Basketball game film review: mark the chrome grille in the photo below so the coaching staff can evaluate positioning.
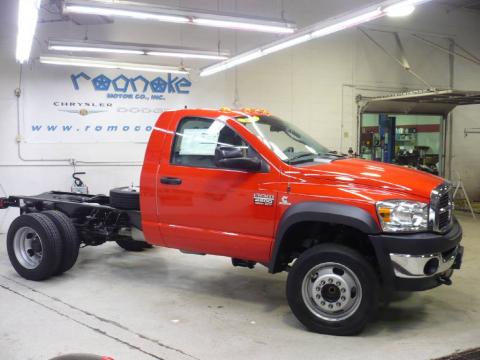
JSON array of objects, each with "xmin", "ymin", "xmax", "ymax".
[
  {"xmin": 438, "ymin": 211, "xmax": 450, "ymax": 229},
  {"xmin": 439, "ymin": 192, "xmax": 449, "ymax": 209},
  {"xmin": 430, "ymin": 182, "xmax": 453, "ymax": 233}
]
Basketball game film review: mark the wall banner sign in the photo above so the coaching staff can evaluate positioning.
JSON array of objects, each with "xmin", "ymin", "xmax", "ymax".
[{"xmin": 23, "ymin": 67, "xmax": 194, "ymax": 143}]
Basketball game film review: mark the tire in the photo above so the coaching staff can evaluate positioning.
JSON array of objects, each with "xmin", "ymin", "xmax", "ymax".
[
  {"xmin": 6, "ymin": 213, "xmax": 63, "ymax": 281},
  {"xmin": 115, "ymin": 239, "xmax": 152, "ymax": 252},
  {"xmin": 109, "ymin": 187, "xmax": 140, "ymax": 210},
  {"xmin": 43, "ymin": 210, "xmax": 80, "ymax": 275},
  {"xmin": 286, "ymin": 243, "xmax": 378, "ymax": 336}
]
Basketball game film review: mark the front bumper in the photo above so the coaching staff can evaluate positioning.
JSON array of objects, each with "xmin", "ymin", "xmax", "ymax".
[
  {"xmin": 390, "ymin": 246, "xmax": 462, "ymax": 279},
  {"xmin": 369, "ymin": 218, "xmax": 463, "ymax": 292}
]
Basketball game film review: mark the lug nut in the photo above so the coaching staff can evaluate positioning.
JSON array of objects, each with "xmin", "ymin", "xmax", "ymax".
[
  {"xmin": 328, "ymin": 304, "xmax": 333, "ymax": 309},
  {"xmin": 316, "ymin": 294, "xmax": 321, "ymax": 299},
  {"xmin": 321, "ymin": 301, "xmax": 325, "ymax": 306},
  {"xmin": 328, "ymin": 278, "xmax": 333, "ymax": 283},
  {"xmin": 320, "ymin": 280, "xmax": 325, "ymax": 285},
  {"xmin": 341, "ymin": 288, "xmax": 346, "ymax": 293},
  {"xmin": 316, "ymin": 287, "xmax": 321, "ymax": 291},
  {"xmin": 341, "ymin": 296, "xmax": 346, "ymax": 301},
  {"xmin": 336, "ymin": 281, "xmax": 341, "ymax": 286},
  {"xmin": 336, "ymin": 302, "xmax": 341, "ymax": 307}
]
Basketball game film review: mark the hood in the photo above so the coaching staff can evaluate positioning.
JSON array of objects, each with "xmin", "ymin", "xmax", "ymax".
[{"xmin": 292, "ymin": 158, "xmax": 443, "ymax": 199}]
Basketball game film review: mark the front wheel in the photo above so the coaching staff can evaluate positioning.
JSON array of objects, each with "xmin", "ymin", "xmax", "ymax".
[{"xmin": 286, "ymin": 243, "xmax": 378, "ymax": 336}]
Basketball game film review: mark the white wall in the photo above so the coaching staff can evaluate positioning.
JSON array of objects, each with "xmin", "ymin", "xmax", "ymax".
[{"xmin": 1, "ymin": 0, "xmax": 480, "ymax": 232}]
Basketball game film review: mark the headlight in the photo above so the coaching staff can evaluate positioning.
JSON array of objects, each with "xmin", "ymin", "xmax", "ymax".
[{"xmin": 376, "ymin": 200, "xmax": 428, "ymax": 233}]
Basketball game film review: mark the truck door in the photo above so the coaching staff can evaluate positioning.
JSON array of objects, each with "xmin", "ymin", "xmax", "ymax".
[{"xmin": 156, "ymin": 115, "xmax": 279, "ymax": 263}]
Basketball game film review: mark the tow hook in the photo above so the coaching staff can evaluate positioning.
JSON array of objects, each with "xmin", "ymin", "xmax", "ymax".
[{"xmin": 438, "ymin": 275, "xmax": 452, "ymax": 286}]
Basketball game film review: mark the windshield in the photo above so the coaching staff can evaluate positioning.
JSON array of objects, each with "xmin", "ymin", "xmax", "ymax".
[{"xmin": 238, "ymin": 115, "xmax": 336, "ymax": 164}]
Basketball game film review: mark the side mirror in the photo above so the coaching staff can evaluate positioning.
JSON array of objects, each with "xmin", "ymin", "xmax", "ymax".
[
  {"xmin": 215, "ymin": 146, "xmax": 262, "ymax": 172},
  {"xmin": 215, "ymin": 146, "xmax": 243, "ymax": 160}
]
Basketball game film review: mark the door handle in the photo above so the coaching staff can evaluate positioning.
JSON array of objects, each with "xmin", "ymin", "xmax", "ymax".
[{"xmin": 160, "ymin": 177, "xmax": 182, "ymax": 185}]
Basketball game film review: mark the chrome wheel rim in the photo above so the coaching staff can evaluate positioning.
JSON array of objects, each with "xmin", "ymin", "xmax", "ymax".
[
  {"xmin": 13, "ymin": 226, "xmax": 43, "ymax": 269},
  {"xmin": 301, "ymin": 262, "xmax": 362, "ymax": 321}
]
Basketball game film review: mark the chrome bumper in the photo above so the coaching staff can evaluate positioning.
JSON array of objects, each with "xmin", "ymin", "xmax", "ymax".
[{"xmin": 390, "ymin": 246, "xmax": 462, "ymax": 279}]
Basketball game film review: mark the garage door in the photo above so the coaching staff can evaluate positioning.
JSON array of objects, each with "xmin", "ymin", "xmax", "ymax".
[{"xmin": 361, "ymin": 89, "xmax": 480, "ymax": 116}]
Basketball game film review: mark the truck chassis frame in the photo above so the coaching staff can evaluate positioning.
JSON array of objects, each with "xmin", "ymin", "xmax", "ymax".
[{"xmin": 1, "ymin": 191, "xmax": 140, "ymax": 246}]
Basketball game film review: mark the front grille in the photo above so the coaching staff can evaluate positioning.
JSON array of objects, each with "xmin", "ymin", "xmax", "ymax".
[
  {"xmin": 439, "ymin": 192, "xmax": 450, "ymax": 209},
  {"xmin": 439, "ymin": 211, "xmax": 450, "ymax": 229},
  {"xmin": 430, "ymin": 183, "xmax": 453, "ymax": 233}
]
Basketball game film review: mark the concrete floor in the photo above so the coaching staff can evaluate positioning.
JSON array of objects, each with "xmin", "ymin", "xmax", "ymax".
[{"xmin": 0, "ymin": 213, "xmax": 479, "ymax": 360}]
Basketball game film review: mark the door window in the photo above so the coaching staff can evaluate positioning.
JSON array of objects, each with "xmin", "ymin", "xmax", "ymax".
[{"xmin": 171, "ymin": 117, "xmax": 257, "ymax": 169}]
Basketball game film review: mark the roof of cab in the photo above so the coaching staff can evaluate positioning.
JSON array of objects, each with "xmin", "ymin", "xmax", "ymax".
[{"xmin": 161, "ymin": 107, "xmax": 271, "ymax": 119}]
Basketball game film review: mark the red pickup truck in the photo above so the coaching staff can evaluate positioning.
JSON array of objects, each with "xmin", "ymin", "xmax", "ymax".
[{"xmin": 1, "ymin": 108, "xmax": 463, "ymax": 335}]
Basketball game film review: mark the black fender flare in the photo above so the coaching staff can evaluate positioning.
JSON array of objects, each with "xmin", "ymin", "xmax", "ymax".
[{"xmin": 269, "ymin": 201, "xmax": 380, "ymax": 273}]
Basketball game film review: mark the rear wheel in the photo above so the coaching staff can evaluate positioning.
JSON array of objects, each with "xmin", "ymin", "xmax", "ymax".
[
  {"xmin": 43, "ymin": 210, "xmax": 80, "ymax": 275},
  {"xmin": 286, "ymin": 243, "xmax": 378, "ymax": 336},
  {"xmin": 7, "ymin": 213, "xmax": 62, "ymax": 281},
  {"xmin": 115, "ymin": 239, "xmax": 152, "ymax": 252}
]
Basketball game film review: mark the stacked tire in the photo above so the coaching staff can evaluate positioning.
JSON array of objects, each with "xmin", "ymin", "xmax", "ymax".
[
  {"xmin": 6, "ymin": 211, "xmax": 80, "ymax": 281},
  {"xmin": 109, "ymin": 187, "xmax": 140, "ymax": 211}
]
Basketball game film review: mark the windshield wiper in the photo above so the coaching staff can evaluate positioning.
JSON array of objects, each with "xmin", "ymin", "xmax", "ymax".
[
  {"xmin": 286, "ymin": 152, "xmax": 316, "ymax": 164},
  {"xmin": 315, "ymin": 151, "xmax": 347, "ymax": 159}
]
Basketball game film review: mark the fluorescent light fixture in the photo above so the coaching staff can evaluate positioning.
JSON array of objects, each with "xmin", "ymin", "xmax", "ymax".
[
  {"xmin": 39, "ymin": 56, "xmax": 189, "ymax": 74},
  {"xmin": 200, "ymin": 9, "xmax": 383, "ymax": 77},
  {"xmin": 63, "ymin": 0, "xmax": 296, "ymax": 34},
  {"xmin": 147, "ymin": 52, "xmax": 228, "ymax": 60},
  {"xmin": 16, "ymin": 0, "xmax": 41, "ymax": 63},
  {"xmin": 311, "ymin": 9, "xmax": 383, "ymax": 38},
  {"xmin": 385, "ymin": 3, "xmax": 416, "ymax": 17},
  {"xmin": 64, "ymin": 5, "xmax": 190, "ymax": 23},
  {"xmin": 227, "ymin": 51, "xmax": 264, "ymax": 67},
  {"xmin": 50, "ymin": 45, "xmax": 144, "ymax": 55},
  {"xmin": 201, "ymin": 0, "xmax": 435, "ymax": 77},
  {"xmin": 263, "ymin": 34, "xmax": 312, "ymax": 55},
  {"xmin": 48, "ymin": 39, "xmax": 229, "ymax": 60},
  {"xmin": 192, "ymin": 18, "xmax": 294, "ymax": 34},
  {"xmin": 385, "ymin": 0, "xmax": 432, "ymax": 16},
  {"xmin": 201, "ymin": 51, "xmax": 263, "ymax": 77}
]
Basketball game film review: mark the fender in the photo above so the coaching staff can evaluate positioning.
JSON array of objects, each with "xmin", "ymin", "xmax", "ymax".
[{"xmin": 269, "ymin": 202, "xmax": 381, "ymax": 273}]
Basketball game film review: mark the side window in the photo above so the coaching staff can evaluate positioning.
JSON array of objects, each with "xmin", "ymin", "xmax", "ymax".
[{"xmin": 171, "ymin": 117, "xmax": 256, "ymax": 169}]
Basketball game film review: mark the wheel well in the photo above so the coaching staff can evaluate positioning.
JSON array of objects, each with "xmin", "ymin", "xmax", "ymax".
[{"xmin": 272, "ymin": 221, "xmax": 378, "ymax": 274}]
